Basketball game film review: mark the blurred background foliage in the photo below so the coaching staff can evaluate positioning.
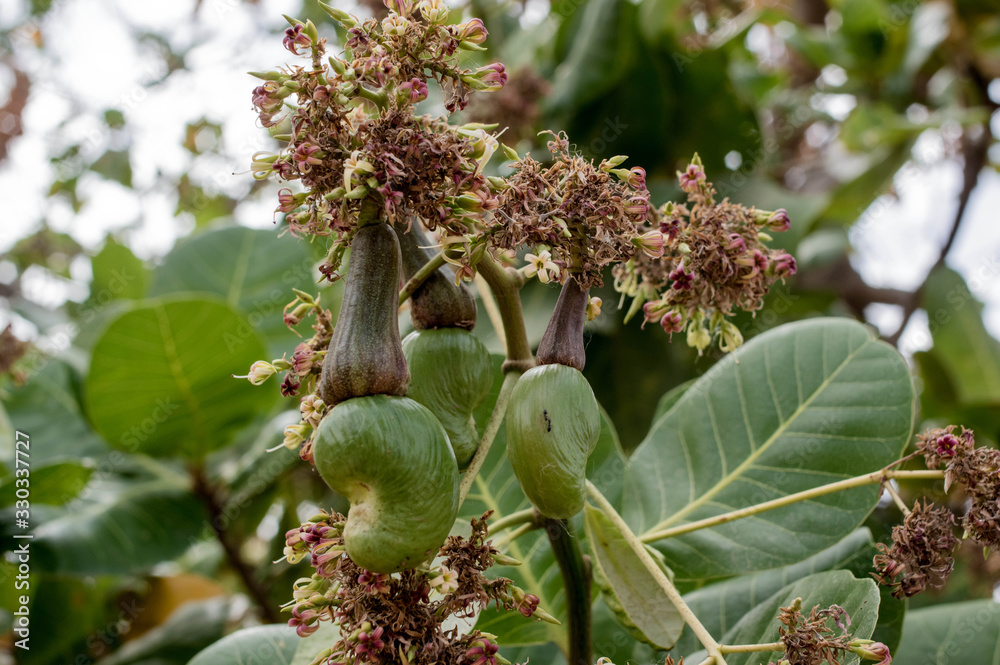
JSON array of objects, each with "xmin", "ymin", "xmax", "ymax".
[{"xmin": 1, "ymin": 0, "xmax": 1000, "ymax": 662}]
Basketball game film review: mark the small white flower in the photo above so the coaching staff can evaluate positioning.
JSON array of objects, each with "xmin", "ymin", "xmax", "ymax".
[
  {"xmin": 586, "ymin": 296, "xmax": 603, "ymax": 321},
  {"xmin": 235, "ymin": 360, "xmax": 276, "ymax": 385},
  {"xmin": 343, "ymin": 150, "xmax": 375, "ymax": 191},
  {"xmin": 429, "ymin": 566, "xmax": 459, "ymax": 594},
  {"xmin": 381, "ymin": 14, "xmax": 408, "ymax": 36},
  {"xmin": 524, "ymin": 250, "xmax": 560, "ymax": 284}
]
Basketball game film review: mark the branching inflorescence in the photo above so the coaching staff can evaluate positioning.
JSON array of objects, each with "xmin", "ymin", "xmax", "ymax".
[{"xmin": 283, "ymin": 511, "xmax": 553, "ymax": 665}]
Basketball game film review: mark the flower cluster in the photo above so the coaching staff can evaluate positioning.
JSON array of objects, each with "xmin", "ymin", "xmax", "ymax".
[
  {"xmin": 613, "ymin": 155, "xmax": 795, "ymax": 354},
  {"xmin": 250, "ymin": 0, "xmax": 505, "ymax": 280},
  {"xmin": 234, "ymin": 289, "xmax": 334, "ymax": 461},
  {"xmin": 873, "ymin": 499, "xmax": 957, "ymax": 598},
  {"xmin": 768, "ymin": 599, "xmax": 891, "ymax": 665},
  {"xmin": 491, "ymin": 132, "xmax": 651, "ymax": 289},
  {"xmin": 917, "ymin": 425, "xmax": 1000, "ymax": 548},
  {"xmin": 282, "ymin": 511, "xmax": 555, "ymax": 665}
]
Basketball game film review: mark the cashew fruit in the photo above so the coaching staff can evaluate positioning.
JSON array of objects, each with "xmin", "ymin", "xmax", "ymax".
[
  {"xmin": 402, "ymin": 328, "xmax": 493, "ymax": 468},
  {"xmin": 505, "ymin": 363, "xmax": 600, "ymax": 519},
  {"xmin": 313, "ymin": 394, "xmax": 459, "ymax": 572},
  {"xmin": 320, "ymin": 223, "xmax": 409, "ymax": 406},
  {"xmin": 396, "ymin": 223, "xmax": 477, "ymax": 330}
]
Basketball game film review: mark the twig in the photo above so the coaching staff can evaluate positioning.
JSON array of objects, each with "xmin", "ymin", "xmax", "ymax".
[
  {"xmin": 458, "ymin": 371, "xmax": 520, "ymax": 506},
  {"xmin": 190, "ymin": 466, "xmax": 280, "ymax": 623},
  {"xmin": 640, "ymin": 470, "xmax": 944, "ymax": 543},
  {"xmin": 488, "ymin": 507, "xmax": 538, "ymax": 534},
  {"xmin": 719, "ymin": 641, "xmax": 784, "ymax": 654},
  {"xmin": 474, "ymin": 272, "xmax": 506, "ymax": 351},
  {"xmin": 882, "ymin": 480, "xmax": 911, "ymax": 516},
  {"xmin": 495, "ymin": 522, "xmax": 538, "ymax": 549},
  {"xmin": 585, "ymin": 481, "xmax": 729, "ymax": 665},
  {"xmin": 543, "ymin": 518, "xmax": 592, "ymax": 665},
  {"xmin": 398, "ymin": 250, "xmax": 446, "ymax": 306},
  {"xmin": 476, "ymin": 257, "xmax": 534, "ymax": 373}
]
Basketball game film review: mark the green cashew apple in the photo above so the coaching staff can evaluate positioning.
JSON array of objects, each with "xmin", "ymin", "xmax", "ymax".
[
  {"xmin": 313, "ymin": 395, "xmax": 459, "ymax": 573},
  {"xmin": 505, "ymin": 363, "xmax": 600, "ymax": 519},
  {"xmin": 402, "ymin": 328, "xmax": 494, "ymax": 468}
]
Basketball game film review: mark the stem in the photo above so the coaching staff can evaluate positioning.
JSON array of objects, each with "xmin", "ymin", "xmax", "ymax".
[
  {"xmin": 543, "ymin": 518, "xmax": 592, "ymax": 665},
  {"xmin": 356, "ymin": 84, "xmax": 387, "ymax": 109},
  {"xmin": 694, "ymin": 658, "xmax": 716, "ymax": 665},
  {"xmin": 458, "ymin": 371, "xmax": 520, "ymax": 506},
  {"xmin": 398, "ymin": 250, "xmax": 446, "ymax": 306},
  {"xmin": 882, "ymin": 481, "xmax": 911, "ymax": 516},
  {"xmin": 190, "ymin": 466, "xmax": 280, "ymax": 623},
  {"xmin": 477, "ymin": 257, "xmax": 534, "ymax": 373},
  {"xmin": 475, "ymin": 272, "xmax": 506, "ymax": 351},
  {"xmin": 585, "ymin": 481, "xmax": 728, "ymax": 665},
  {"xmin": 489, "ymin": 507, "xmax": 538, "ymax": 534},
  {"xmin": 719, "ymin": 642, "xmax": 784, "ymax": 654},
  {"xmin": 641, "ymin": 470, "xmax": 944, "ymax": 543},
  {"xmin": 496, "ymin": 522, "xmax": 539, "ymax": 549}
]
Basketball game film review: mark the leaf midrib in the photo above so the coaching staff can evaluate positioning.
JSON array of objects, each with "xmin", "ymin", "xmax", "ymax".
[
  {"xmin": 155, "ymin": 304, "xmax": 209, "ymax": 452},
  {"xmin": 641, "ymin": 336, "xmax": 870, "ymax": 536}
]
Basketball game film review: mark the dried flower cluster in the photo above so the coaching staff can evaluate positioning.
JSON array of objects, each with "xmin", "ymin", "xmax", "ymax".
[
  {"xmin": 250, "ymin": 0, "xmax": 505, "ymax": 280},
  {"xmin": 283, "ymin": 511, "xmax": 553, "ymax": 665},
  {"xmin": 613, "ymin": 155, "xmax": 795, "ymax": 354},
  {"xmin": 917, "ymin": 425, "xmax": 1000, "ymax": 549},
  {"xmin": 491, "ymin": 132, "xmax": 651, "ymax": 289},
  {"xmin": 873, "ymin": 499, "xmax": 957, "ymax": 598},
  {"xmin": 768, "ymin": 599, "xmax": 890, "ymax": 665}
]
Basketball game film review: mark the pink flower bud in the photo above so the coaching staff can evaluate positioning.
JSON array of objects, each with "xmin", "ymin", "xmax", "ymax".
[
  {"xmin": 678, "ymin": 163, "xmax": 705, "ymax": 192},
  {"xmin": 771, "ymin": 252, "xmax": 796, "ymax": 277},
  {"xmin": 767, "ymin": 208, "xmax": 790, "ymax": 232},
  {"xmin": 458, "ymin": 18, "xmax": 488, "ymax": 44}
]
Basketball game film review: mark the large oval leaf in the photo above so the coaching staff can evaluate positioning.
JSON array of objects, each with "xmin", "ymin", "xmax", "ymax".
[
  {"xmin": 672, "ymin": 527, "xmax": 905, "ymax": 657},
  {"xmin": 922, "ymin": 267, "xmax": 1000, "ymax": 405},
  {"xmin": 699, "ymin": 570, "xmax": 881, "ymax": 665},
  {"xmin": 32, "ymin": 480, "xmax": 205, "ymax": 575},
  {"xmin": 584, "ymin": 504, "xmax": 684, "ymax": 650},
  {"xmin": 85, "ymin": 297, "xmax": 272, "ymax": 458},
  {"xmin": 149, "ymin": 226, "xmax": 319, "ymax": 356},
  {"xmin": 189, "ymin": 624, "xmax": 299, "ymax": 665},
  {"xmin": 626, "ymin": 318, "xmax": 914, "ymax": 580},
  {"xmin": 893, "ymin": 600, "xmax": 1000, "ymax": 665}
]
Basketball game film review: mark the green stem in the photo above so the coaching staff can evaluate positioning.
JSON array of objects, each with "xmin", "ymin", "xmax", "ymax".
[
  {"xmin": 585, "ymin": 480, "xmax": 728, "ymax": 665},
  {"xmin": 719, "ymin": 642, "xmax": 784, "ymax": 654},
  {"xmin": 641, "ymin": 469, "xmax": 944, "ymax": 543},
  {"xmin": 544, "ymin": 518, "xmax": 592, "ymax": 665},
  {"xmin": 458, "ymin": 371, "xmax": 520, "ymax": 506},
  {"xmin": 488, "ymin": 507, "xmax": 538, "ymax": 534},
  {"xmin": 476, "ymin": 257, "xmax": 534, "ymax": 373},
  {"xmin": 356, "ymin": 84, "xmax": 388, "ymax": 109},
  {"xmin": 398, "ymin": 250, "xmax": 446, "ymax": 306},
  {"xmin": 495, "ymin": 522, "xmax": 539, "ymax": 549},
  {"xmin": 882, "ymin": 480, "xmax": 911, "ymax": 516}
]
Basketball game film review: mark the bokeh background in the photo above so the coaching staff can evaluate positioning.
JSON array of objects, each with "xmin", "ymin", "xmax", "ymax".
[{"xmin": 2, "ymin": 0, "xmax": 1000, "ymax": 663}]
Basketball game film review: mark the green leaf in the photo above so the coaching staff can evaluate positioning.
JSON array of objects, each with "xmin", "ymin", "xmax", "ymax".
[
  {"xmin": 149, "ymin": 226, "xmax": 319, "ymax": 356},
  {"xmin": 545, "ymin": 0, "xmax": 636, "ymax": 114},
  {"xmin": 2, "ymin": 360, "xmax": 108, "ymax": 467},
  {"xmin": 189, "ymin": 624, "xmax": 300, "ymax": 665},
  {"xmin": 0, "ymin": 459, "xmax": 93, "ymax": 507},
  {"xmin": 462, "ymin": 357, "xmax": 626, "ymax": 648},
  {"xmin": 626, "ymin": 318, "xmax": 914, "ymax": 580},
  {"xmin": 88, "ymin": 238, "xmax": 149, "ymax": 303},
  {"xmin": 893, "ymin": 600, "xmax": 1000, "ymax": 665},
  {"xmin": 584, "ymin": 503, "xmax": 684, "ymax": 650},
  {"xmin": 651, "ymin": 380, "xmax": 694, "ymax": 424},
  {"xmin": 32, "ymin": 480, "xmax": 206, "ymax": 575},
  {"xmin": 672, "ymin": 528, "xmax": 902, "ymax": 657},
  {"xmin": 290, "ymin": 621, "xmax": 340, "ymax": 665},
  {"xmin": 702, "ymin": 570, "xmax": 881, "ymax": 665},
  {"xmin": 85, "ymin": 297, "xmax": 273, "ymax": 458},
  {"xmin": 100, "ymin": 597, "xmax": 236, "ymax": 665},
  {"xmin": 922, "ymin": 267, "xmax": 1000, "ymax": 404}
]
